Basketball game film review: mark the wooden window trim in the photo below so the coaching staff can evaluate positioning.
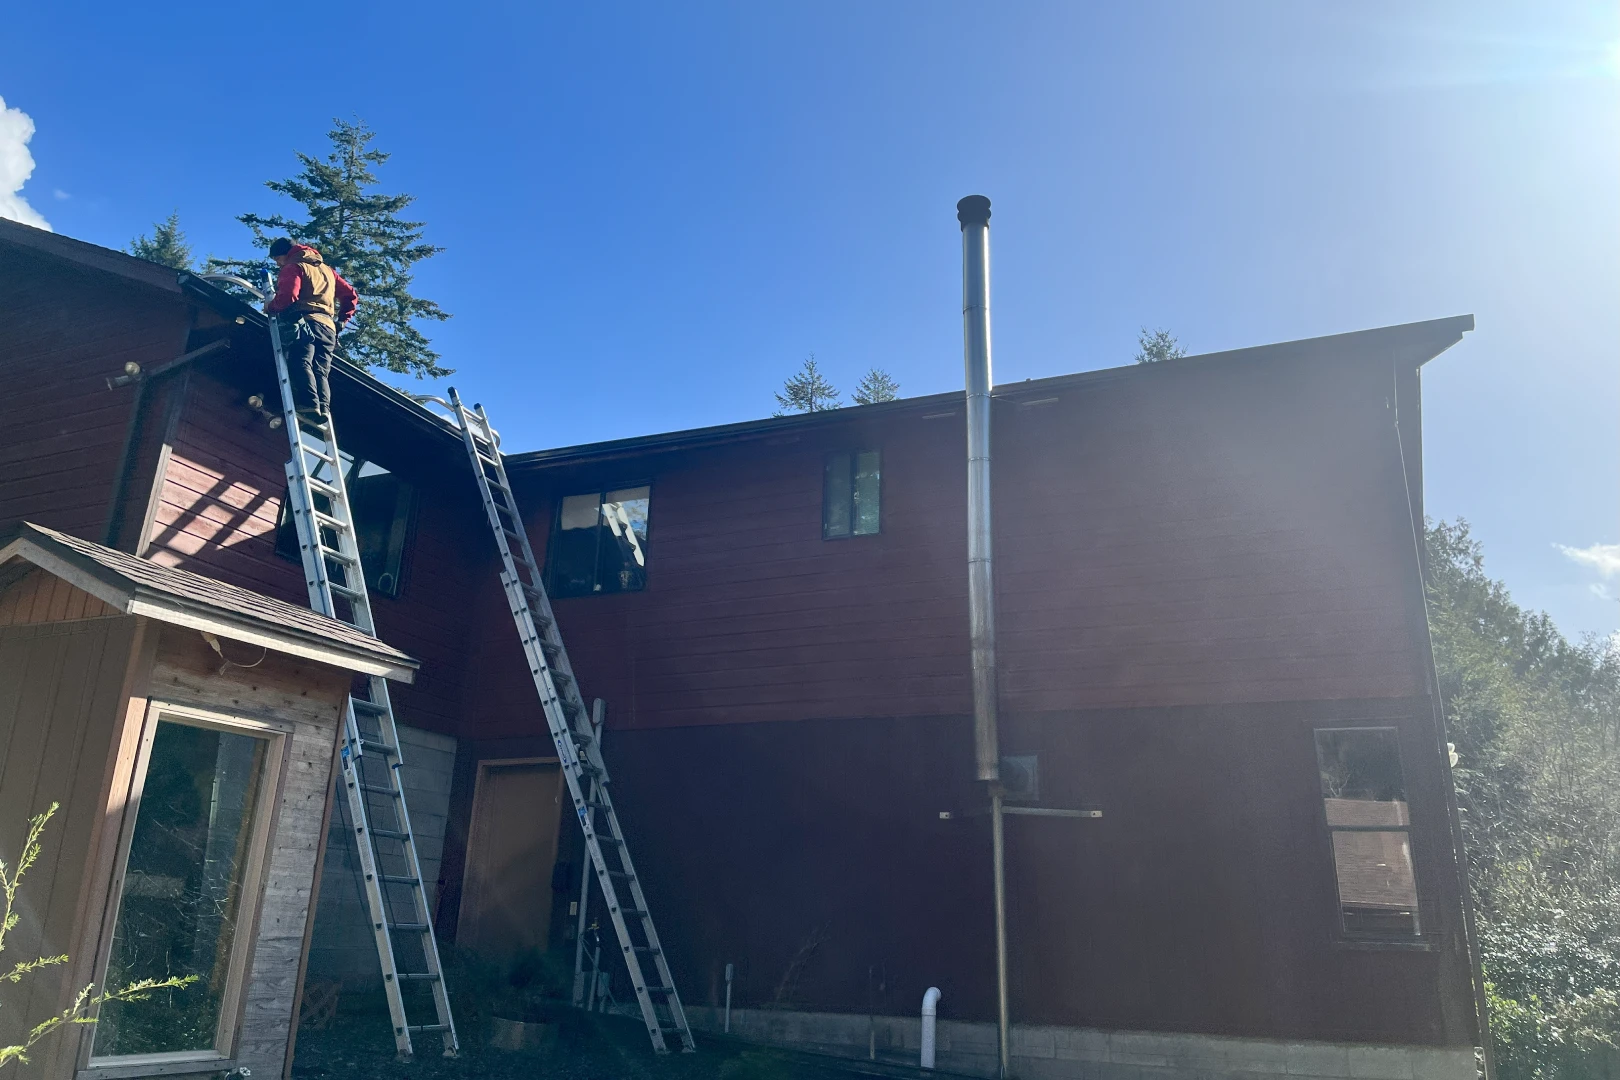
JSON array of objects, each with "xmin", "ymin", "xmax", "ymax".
[
  {"xmin": 1313, "ymin": 723, "xmax": 1427, "ymax": 947},
  {"xmin": 83, "ymin": 701, "xmax": 290, "ymax": 1072}
]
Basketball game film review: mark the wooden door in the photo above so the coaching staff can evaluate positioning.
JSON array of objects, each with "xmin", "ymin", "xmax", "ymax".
[{"xmin": 457, "ymin": 758, "xmax": 565, "ymax": 960}]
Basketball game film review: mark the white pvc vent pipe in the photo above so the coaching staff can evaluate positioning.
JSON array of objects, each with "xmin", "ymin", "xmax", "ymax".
[{"xmin": 921, "ymin": 986, "xmax": 942, "ymax": 1069}]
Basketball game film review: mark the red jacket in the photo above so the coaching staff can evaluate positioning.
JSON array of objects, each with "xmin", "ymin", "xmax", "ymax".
[{"xmin": 265, "ymin": 244, "xmax": 358, "ymax": 329}]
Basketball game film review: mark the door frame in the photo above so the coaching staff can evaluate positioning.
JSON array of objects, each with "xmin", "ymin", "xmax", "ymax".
[{"xmin": 456, "ymin": 756, "xmax": 563, "ymax": 949}]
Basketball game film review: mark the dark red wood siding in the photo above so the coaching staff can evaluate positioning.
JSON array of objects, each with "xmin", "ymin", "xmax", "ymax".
[
  {"xmin": 142, "ymin": 364, "xmax": 494, "ymax": 738},
  {"xmin": 994, "ymin": 355, "xmax": 1426, "ymax": 711},
  {"xmin": 493, "ymin": 351, "xmax": 1424, "ymax": 734},
  {"xmin": 0, "ymin": 252, "xmax": 189, "ymax": 541}
]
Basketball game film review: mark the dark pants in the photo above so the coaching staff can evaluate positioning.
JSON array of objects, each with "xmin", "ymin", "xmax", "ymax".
[{"xmin": 280, "ymin": 315, "xmax": 338, "ymax": 416}]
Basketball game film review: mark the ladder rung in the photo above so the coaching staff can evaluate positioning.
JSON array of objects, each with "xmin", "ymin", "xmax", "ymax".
[
  {"xmin": 329, "ymin": 582, "xmax": 365, "ymax": 602},
  {"xmin": 308, "ymin": 478, "xmax": 341, "ymax": 499},
  {"xmin": 320, "ymin": 545, "xmax": 358, "ymax": 566},
  {"xmin": 618, "ymin": 909, "xmax": 649, "ymax": 920},
  {"xmin": 361, "ymin": 784, "xmax": 401, "ymax": 798},
  {"xmin": 359, "ymin": 739, "xmax": 398, "ymax": 756},
  {"xmin": 633, "ymin": 946, "xmax": 661, "ymax": 955},
  {"xmin": 371, "ymin": 828, "xmax": 411, "ymax": 841},
  {"xmin": 593, "ymin": 833, "xmax": 623, "ymax": 846},
  {"xmin": 389, "ymin": 921, "xmax": 429, "ymax": 933},
  {"xmin": 409, "ymin": 1023, "xmax": 450, "ymax": 1033},
  {"xmin": 395, "ymin": 972, "xmax": 441, "ymax": 982},
  {"xmin": 380, "ymin": 875, "xmax": 420, "ymax": 886},
  {"xmin": 607, "ymin": 870, "xmax": 636, "ymax": 880},
  {"xmin": 351, "ymin": 699, "xmax": 389, "ymax": 714},
  {"xmin": 314, "ymin": 510, "xmax": 348, "ymax": 532}
]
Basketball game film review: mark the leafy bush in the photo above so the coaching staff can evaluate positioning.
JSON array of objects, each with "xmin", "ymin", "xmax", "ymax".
[
  {"xmin": 1427, "ymin": 521, "xmax": 1620, "ymax": 1079},
  {"xmin": 0, "ymin": 804, "xmax": 193, "ymax": 1070}
]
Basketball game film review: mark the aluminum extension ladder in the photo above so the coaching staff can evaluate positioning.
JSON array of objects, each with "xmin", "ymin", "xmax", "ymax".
[
  {"xmin": 269, "ymin": 319, "xmax": 458, "ymax": 1058},
  {"xmin": 426, "ymin": 387, "xmax": 695, "ymax": 1054}
]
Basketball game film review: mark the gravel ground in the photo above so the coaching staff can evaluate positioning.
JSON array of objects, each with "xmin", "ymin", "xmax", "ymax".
[{"xmin": 290, "ymin": 1007, "xmax": 889, "ymax": 1080}]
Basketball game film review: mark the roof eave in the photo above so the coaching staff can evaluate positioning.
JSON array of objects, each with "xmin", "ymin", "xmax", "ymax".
[
  {"xmin": 0, "ymin": 531, "xmax": 417, "ymax": 682},
  {"xmin": 508, "ymin": 314, "xmax": 1476, "ymax": 472}
]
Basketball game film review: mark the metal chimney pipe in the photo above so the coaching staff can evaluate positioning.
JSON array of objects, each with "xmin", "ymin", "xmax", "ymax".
[
  {"xmin": 958, "ymin": 193, "xmax": 1001, "ymax": 785},
  {"xmin": 958, "ymin": 193, "xmax": 1011, "ymax": 1080}
]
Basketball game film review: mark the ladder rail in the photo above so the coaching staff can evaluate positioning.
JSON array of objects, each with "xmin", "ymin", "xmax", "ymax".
[
  {"xmin": 441, "ymin": 389, "xmax": 694, "ymax": 1053},
  {"xmin": 269, "ymin": 319, "xmax": 459, "ymax": 1059}
]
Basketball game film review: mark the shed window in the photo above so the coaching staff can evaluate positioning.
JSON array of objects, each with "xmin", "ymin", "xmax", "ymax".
[
  {"xmin": 276, "ymin": 452, "xmax": 414, "ymax": 598},
  {"xmin": 92, "ymin": 712, "xmax": 280, "ymax": 1062},
  {"xmin": 1315, "ymin": 727, "xmax": 1420, "ymax": 937},
  {"xmin": 547, "ymin": 487, "xmax": 651, "ymax": 598},
  {"xmin": 824, "ymin": 450, "xmax": 881, "ymax": 539}
]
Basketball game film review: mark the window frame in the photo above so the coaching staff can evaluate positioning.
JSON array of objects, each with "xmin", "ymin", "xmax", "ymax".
[
  {"xmin": 274, "ymin": 452, "xmax": 417, "ymax": 600},
  {"xmin": 822, "ymin": 448, "xmax": 882, "ymax": 540},
  {"xmin": 85, "ymin": 701, "xmax": 289, "ymax": 1071},
  {"xmin": 544, "ymin": 483, "xmax": 654, "ymax": 599},
  {"xmin": 1313, "ymin": 724, "xmax": 1424, "ymax": 943}
]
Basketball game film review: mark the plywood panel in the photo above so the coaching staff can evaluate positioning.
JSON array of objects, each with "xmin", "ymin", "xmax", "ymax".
[
  {"xmin": 0, "ymin": 617, "xmax": 139, "ymax": 1071},
  {"xmin": 457, "ymin": 759, "xmax": 564, "ymax": 960}
]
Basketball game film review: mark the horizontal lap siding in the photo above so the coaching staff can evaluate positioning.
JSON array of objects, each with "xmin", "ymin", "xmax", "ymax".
[
  {"xmin": 484, "ymin": 418, "xmax": 973, "ymax": 736},
  {"xmin": 0, "ymin": 256, "xmax": 187, "ymax": 540},
  {"xmin": 146, "ymin": 370, "xmax": 490, "ymax": 738},
  {"xmin": 994, "ymin": 357, "xmax": 1425, "ymax": 711},
  {"xmin": 493, "ymin": 354, "xmax": 1424, "ymax": 735}
]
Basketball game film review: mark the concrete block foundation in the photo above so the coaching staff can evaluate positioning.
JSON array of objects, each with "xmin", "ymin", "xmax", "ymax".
[{"xmin": 683, "ymin": 1006, "xmax": 1479, "ymax": 1080}]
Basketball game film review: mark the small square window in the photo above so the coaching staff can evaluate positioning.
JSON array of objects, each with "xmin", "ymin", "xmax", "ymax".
[
  {"xmin": 824, "ymin": 450, "xmax": 880, "ymax": 539},
  {"xmin": 547, "ymin": 487, "xmax": 651, "ymax": 598},
  {"xmin": 1315, "ymin": 727, "xmax": 1420, "ymax": 937}
]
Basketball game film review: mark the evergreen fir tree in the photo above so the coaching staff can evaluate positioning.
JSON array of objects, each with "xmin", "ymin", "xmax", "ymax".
[
  {"xmin": 215, "ymin": 119, "xmax": 451, "ymax": 379},
  {"xmin": 851, "ymin": 368, "xmax": 900, "ymax": 405},
  {"xmin": 1133, "ymin": 327, "xmax": 1186, "ymax": 364},
  {"xmin": 128, "ymin": 212, "xmax": 194, "ymax": 270},
  {"xmin": 774, "ymin": 355, "xmax": 841, "ymax": 414}
]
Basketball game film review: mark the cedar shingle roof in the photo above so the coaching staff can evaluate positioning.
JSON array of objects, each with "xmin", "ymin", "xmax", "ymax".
[{"xmin": 0, "ymin": 522, "xmax": 417, "ymax": 681}]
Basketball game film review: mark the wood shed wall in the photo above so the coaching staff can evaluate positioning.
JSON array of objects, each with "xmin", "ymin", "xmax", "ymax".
[
  {"xmin": 0, "ymin": 610, "xmax": 141, "ymax": 1070},
  {"xmin": 133, "ymin": 625, "xmax": 350, "ymax": 1078}
]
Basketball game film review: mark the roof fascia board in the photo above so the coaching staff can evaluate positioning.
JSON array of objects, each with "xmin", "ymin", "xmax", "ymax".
[
  {"xmin": 125, "ymin": 595, "xmax": 416, "ymax": 682},
  {"xmin": 0, "ymin": 219, "xmax": 185, "ymax": 296},
  {"xmin": 506, "ymin": 315, "xmax": 1475, "ymax": 474},
  {"xmin": 0, "ymin": 537, "xmax": 415, "ymax": 682},
  {"xmin": 173, "ymin": 273, "xmax": 464, "ymax": 448},
  {"xmin": 0, "ymin": 539, "xmax": 140, "ymax": 613}
]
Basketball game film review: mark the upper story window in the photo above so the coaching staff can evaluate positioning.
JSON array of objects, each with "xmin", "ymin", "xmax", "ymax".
[
  {"xmin": 276, "ymin": 452, "xmax": 415, "ymax": 598},
  {"xmin": 1315, "ymin": 727, "xmax": 1420, "ymax": 938},
  {"xmin": 548, "ymin": 487, "xmax": 651, "ymax": 598},
  {"xmin": 823, "ymin": 450, "xmax": 881, "ymax": 539}
]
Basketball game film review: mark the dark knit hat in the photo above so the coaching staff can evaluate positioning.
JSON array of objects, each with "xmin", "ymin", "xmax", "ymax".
[{"xmin": 268, "ymin": 237, "xmax": 294, "ymax": 258}]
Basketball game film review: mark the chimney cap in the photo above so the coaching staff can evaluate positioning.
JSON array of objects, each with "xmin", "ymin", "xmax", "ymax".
[{"xmin": 956, "ymin": 195, "xmax": 991, "ymax": 228}]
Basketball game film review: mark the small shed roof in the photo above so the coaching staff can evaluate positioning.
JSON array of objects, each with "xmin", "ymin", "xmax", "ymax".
[{"xmin": 0, "ymin": 523, "xmax": 417, "ymax": 682}]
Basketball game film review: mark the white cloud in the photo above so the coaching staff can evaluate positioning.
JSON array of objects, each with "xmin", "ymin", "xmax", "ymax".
[
  {"xmin": 52, "ymin": 188, "xmax": 69, "ymax": 200},
  {"xmin": 1558, "ymin": 542, "xmax": 1620, "ymax": 580},
  {"xmin": 0, "ymin": 96, "xmax": 50, "ymax": 231}
]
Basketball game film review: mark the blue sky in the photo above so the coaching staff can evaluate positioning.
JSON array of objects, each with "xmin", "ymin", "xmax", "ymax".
[{"xmin": 3, "ymin": 2, "xmax": 1616, "ymax": 638}]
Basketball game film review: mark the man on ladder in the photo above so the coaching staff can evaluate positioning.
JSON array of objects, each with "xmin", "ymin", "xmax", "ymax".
[{"xmin": 265, "ymin": 237, "xmax": 358, "ymax": 425}]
